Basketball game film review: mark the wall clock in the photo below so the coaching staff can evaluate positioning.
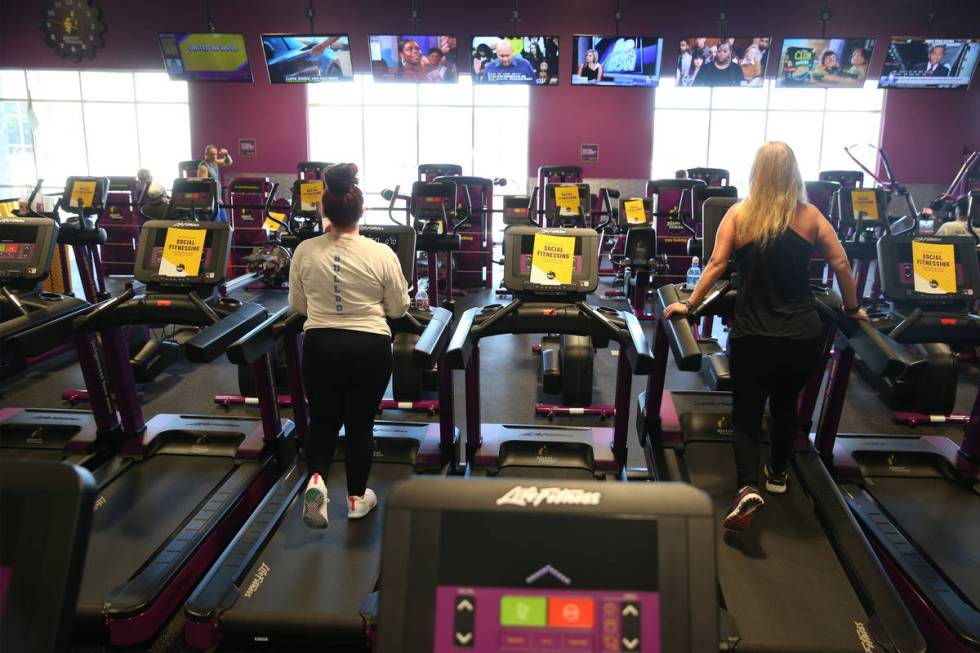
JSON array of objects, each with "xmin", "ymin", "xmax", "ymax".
[{"xmin": 42, "ymin": 0, "xmax": 105, "ymax": 61}]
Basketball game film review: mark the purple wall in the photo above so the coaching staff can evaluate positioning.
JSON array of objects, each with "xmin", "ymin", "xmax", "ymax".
[{"xmin": 1, "ymin": 0, "xmax": 978, "ymax": 182}]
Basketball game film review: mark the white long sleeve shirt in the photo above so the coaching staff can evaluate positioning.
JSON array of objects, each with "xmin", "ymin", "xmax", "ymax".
[{"xmin": 288, "ymin": 232, "xmax": 410, "ymax": 337}]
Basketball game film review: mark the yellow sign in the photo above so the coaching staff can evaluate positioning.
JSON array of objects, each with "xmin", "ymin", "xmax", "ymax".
[
  {"xmin": 179, "ymin": 33, "xmax": 249, "ymax": 72},
  {"xmin": 68, "ymin": 181, "xmax": 97, "ymax": 209},
  {"xmin": 624, "ymin": 199, "xmax": 647, "ymax": 225},
  {"xmin": 851, "ymin": 189, "xmax": 879, "ymax": 221},
  {"xmin": 263, "ymin": 211, "xmax": 285, "ymax": 232},
  {"xmin": 299, "ymin": 181, "xmax": 324, "ymax": 212},
  {"xmin": 554, "ymin": 185, "xmax": 581, "ymax": 217},
  {"xmin": 912, "ymin": 240, "xmax": 956, "ymax": 294},
  {"xmin": 530, "ymin": 233, "xmax": 575, "ymax": 285},
  {"xmin": 160, "ymin": 227, "xmax": 207, "ymax": 277}
]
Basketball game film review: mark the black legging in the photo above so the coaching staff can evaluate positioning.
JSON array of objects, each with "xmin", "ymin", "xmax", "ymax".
[
  {"xmin": 728, "ymin": 335, "xmax": 825, "ymax": 490},
  {"xmin": 302, "ymin": 328, "xmax": 392, "ymax": 497}
]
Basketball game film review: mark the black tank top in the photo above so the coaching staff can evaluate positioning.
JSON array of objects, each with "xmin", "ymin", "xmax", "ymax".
[
  {"xmin": 732, "ymin": 228, "xmax": 822, "ymax": 339},
  {"xmin": 582, "ymin": 65, "xmax": 599, "ymax": 80}
]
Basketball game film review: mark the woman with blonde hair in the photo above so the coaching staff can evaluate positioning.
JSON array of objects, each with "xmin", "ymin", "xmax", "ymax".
[
  {"xmin": 578, "ymin": 48, "xmax": 604, "ymax": 81},
  {"xmin": 665, "ymin": 142, "xmax": 867, "ymax": 530}
]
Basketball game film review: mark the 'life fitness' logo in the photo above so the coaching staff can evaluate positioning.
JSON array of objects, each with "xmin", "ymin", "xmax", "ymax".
[{"xmin": 495, "ymin": 486, "xmax": 602, "ymax": 508}]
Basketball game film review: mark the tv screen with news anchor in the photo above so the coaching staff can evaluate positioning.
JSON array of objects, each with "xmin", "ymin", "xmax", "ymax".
[
  {"xmin": 369, "ymin": 35, "xmax": 459, "ymax": 83},
  {"xmin": 879, "ymin": 37, "xmax": 980, "ymax": 89},
  {"xmin": 777, "ymin": 38, "xmax": 876, "ymax": 88},
  {"xmin": 571, "ymin": 35, "xmax": 663, "ymax": 87},
  {"xmin": 675, "ymin": 36, "xmax": 771, "ymax": 87},
  {"xmin": 158, "ymin": 32, "xmax": 252, "ymax": 82},
  {"xmin": 471, "ymin": 36, "xmax": 560, "ymax": 84},
  {"xmin": 261, "ymin": 34, "xmax": 353, "ymax": 83}
]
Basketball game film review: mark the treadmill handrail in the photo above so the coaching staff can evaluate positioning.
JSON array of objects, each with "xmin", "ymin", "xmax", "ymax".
[
  {"xmin": 224, "ymin": 305, "xmax": 291, "ymax": 365},
  {"xmin": 445, "ymin": 306, "xmax": 480, "ymax": 369},
  {"xmin": 72, "ymin": 287, "xmax": 136, "ymax": 334},
  {"xmin": 184, "ymin": 301, "xmax": 268, "ymax": 363},
  {"xmin": 411, "ymin": 306, "xmax": 453, "ymax": 369}
]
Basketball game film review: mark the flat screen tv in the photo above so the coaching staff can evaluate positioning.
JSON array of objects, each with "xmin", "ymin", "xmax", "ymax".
[
  {"xmin": 368, "ymin": 35, "xmax": 459, "ymax": 83},
  {"xmin": 158, "ymin": 33, "xmax": 252, "ymax": 82},
  {"xmin": 261, "ymin": 34, "xmax": 353, "ymax": 83},
  {"xmin": 879, "ymin": 37, "xmax": 980, "ymax": 89},
  {"xmin": 471, "ymin": 36, "xmax": 559, "ymax": 84},
  {"xmin": 570, "ymin": 35, "xmax": 663, "ymax": 87},
  {"xmin": 777, "ymin": 38, "xmax": 876, "ymax": 87},
  {"xmin": 675, "ymin": 37, "xmax": 771, "ymax": 87}
]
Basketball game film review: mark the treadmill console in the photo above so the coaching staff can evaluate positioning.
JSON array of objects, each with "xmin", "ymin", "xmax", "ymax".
[
  {"xmin": 378, "ymin": 478, "xmax": 717, "ymax": 653},
  {"xmin": 700, "ymin": 196, "xmax": 739, "ymax": 261},
  {"xmin": 502, "ymin": 195, "xmax": 534, "ymax": 226},
  {"xmin": 166, "ymin": 178, "xmax": 219, "ymax": 220},
  {"xmin": 134, "ymin": 220, "xmax": 231, "ymax": 287},
  {"xmin": 0, "ymin": 217, "xmax": 58, "ymax": 287},
  {"xmin": 503, "ymin": 226, "xmax": 599, "ymax": 295},
  {"xmin": 617, "ymin": 197, "xmax": 653, "ymax": 227},
  {"xmin": 411, "ymin": 181, "xmax": 457, "ymax": 232},
  {"xmin": 544, "ymin": 183, "xmax": 590, "ymax": 225},
  {"xmin": 877, "ymin": 234, "xmax": 980, "ymax": 305},
  {"xmin": 61, "ymin": 177, "xmax": 110, "ymax": 216},
  {"xmin": 360, "ymin": 224, "xmax": 417, "ymax": 283}
]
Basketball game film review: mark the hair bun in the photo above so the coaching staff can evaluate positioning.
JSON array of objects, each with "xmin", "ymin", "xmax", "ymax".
[{"xmin": 326, "ymin": 163, "xmax": 359, "ymax": 194}]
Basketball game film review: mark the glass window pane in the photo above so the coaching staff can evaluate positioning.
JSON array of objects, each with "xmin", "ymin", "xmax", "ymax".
[
  {"xmin": 765, "ymin": 111, "xmax": 824, "ymax": 181},
  {"xmin": 362, "ymin": 106, "xmax": 418, "ymax": 193},
  {"xmin": 711, "ymin": 84, "xmax": 769, "ymax": 110},
  {"xmin": 363, "ymin": 76, "xmax": 418, "ymax": 106},
  {"xmin": 134, "ymin": 72, "xmax": 188, "ymax": 102},
  {"xmin": 473, "ymin": 80, "xmax": 529, "ymax": 107},
  {"xmin": 419, "ymin": 74, "xmax": 472, "ymax": 106},
  {"xmin": 307, "ymin": 74, "xmax": 362, "ymax": 105},
  {"xmin": 825, "ymin": 80, "xmax": 883, "ymax": 112},
  {"xmin": 654, "ymin": 78, "xmax": 711, "ymax": 109},
  {"xmin": 0, "ymin": 70, "xmax": 28, "ymax": 99},
  {"xmin": 81, "ymin": 71, "xmax": 134, "ymax": 101},
  {"xmin": 83, "ymin": 103, "xmax": 139, "ymax": 176},
  {"xmin": 820, "ymin": 112, "xmax": 882, "ymax": 185},
  {"xmin": 137, "ymin": 103, "xmax": 191, "ymax": 182},
  {"xmin": 309, "ymin": 104, "xmax": 364, "ymax": 173},
  {"xmin": 0, "ymin": 101, "xmax": 35, "ymax": 189},
  {"xmin": 26, "ymin": 70, "xmax": 81, "ymax": 100},
  {"xmin": 707, "ymin": 110, "xmax": 767, "ymax": 191},
  {"xmin": 768, "ymin": 84, "xmax": 825, "ymax": 111},
  {"xmin": 474, "ymin": 107, "xmax": 527, "ymax": 193},
  {"xmin": 32, "ymin": 101, "xmax": 87, "ymax": 184},
  {"xmin": 651, "ymin": 109, "xmax": 710, "ymax": 180},
  {"xmin": 419, "ymin": 106, "xmax": 471, "ymax": 171}
]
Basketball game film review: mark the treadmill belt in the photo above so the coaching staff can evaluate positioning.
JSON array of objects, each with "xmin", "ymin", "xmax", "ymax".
[
  {"xmin": 77, "ymin": 455, "xmax": 241, "ymax": 614},
  {"xmin": 221, "ymin": 462, "xmax": 412, "ymax": 641},
  {"xmin": 684, "ymin": 442, "xmax": 874, "ymax": 653},
  {"xmin": 870, "ymin": 477, "xmax": 980, "ymax": 609}
]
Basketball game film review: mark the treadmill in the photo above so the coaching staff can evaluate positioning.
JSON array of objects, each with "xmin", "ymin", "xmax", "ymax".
[
  {"xmin": 636, "ymin": 206, "xmax": 925, "ymax": 651},
  {"xmin": 184, "ymin": 224, "xmax": 458, "ymax": 649},
  {"xmin": 813, "ymin": 228, "xmax": 980, "ymax": 651},
  {"xmin": 68, "ymin": 197, "xmax": 294, "ymax": 645},
  {"xmin": 378, "ymin": 477, "xmax": 718, "ymax": 653},
  {"xmin": 445, "ymin": 225, "xmax": 653, "ymax": 478},
  {"xmin": 0, "ymin": 216, "xmax": 122, "ymax": 471}
]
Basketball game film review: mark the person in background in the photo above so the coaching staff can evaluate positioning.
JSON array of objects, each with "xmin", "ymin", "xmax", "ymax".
[
  {"xmin": 426, "ymin": 47, "xmax": 443, "ymax": 67},
  {"xmin": 740, "ymin": 43, "xmax": 762, "ymax": 82},
  {"xmin": 198, "ymin": 144, "xmax": 232, "ymax": 222},
  {"xmin": 693, "ymin": 37, "xmax": 710, "ymax": 62},
  {"xmin": 683, "ymin": 51, "xmax": 705, "ymax": 86},
  {"xmin": 757, "ymin": 37, "xmax": 771, "ymax": 72},
  {"xmin": 693, "ymin": 41, "xmax": 743, "ymax": 86},
  {"xmin": 396, "ymin": 39, "xmax": 429, "ymax": 81},
  {"xmin": 140, "ymin": 181, "xmax": 170, "ymax": 220},
  {"xmin": 439, "ymin": 35, "xmax": 458, "ymax": 74},
  {"xmin": 845, "ymin": 47, "xmax": 869, "ymax": 79},
  {"xmin": 484, "ymin": 40, "xmax": 535, "ymax": 81},
  {"xmin": 936, "ymin": 196, "xmax": 978, "ymax": 238},
  {"xmin": 425, "ymin": 47, "xmax": 450, "ymax": 81},
  {"xmin": 578, "ymin": 48, "xmax": 604, "ymax": 82},
  {"xmin": 677, "ymin": 39, "xmax": 693, "ymax": 82},
  {"xmin": 472, "ymin": 43, "xmax": 494, "ymax": 78},
  {"xmin": 914, "ymin": 44, "xmax": 951, "ymax": 77},
  {"xmin": 137, "ymin": 168, "xmax": 152, "ymax": 185},
  {"xmin": 524, "ymin": 41, "xmax": 545, "ymax": 73},
  {"xmin": 289, "ymin": 163, "xmax": 410, "ymax": 529},
  {"xmin": 664, "ymin": 141, "xmax": 868, "ymax": 531}
]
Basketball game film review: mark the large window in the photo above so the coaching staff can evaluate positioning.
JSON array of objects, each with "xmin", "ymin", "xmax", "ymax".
[
  {"xmin": 651, "ymin": 79, "xmax": 885, "ymax": 191},
  {"xmin": 0, "ymin": 69, "xmax": 190, "ymax": 198},
  {"xmin": 307, "ymin": 74, "xmax": 530, "ymax": 213}
]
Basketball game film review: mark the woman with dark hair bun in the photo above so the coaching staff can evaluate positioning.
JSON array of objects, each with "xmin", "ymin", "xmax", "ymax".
[{"xmin": 288, "ymin": 163, "xmax": 410, "ymax": 529}]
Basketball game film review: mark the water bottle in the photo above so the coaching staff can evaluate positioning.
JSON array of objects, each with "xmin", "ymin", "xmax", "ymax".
[
  {"xmin": 416, "ymin": 280, "xmax": 430, "ymax": 311},
  {"xmin": 686, "ymin": 256, "xmax": 702, "ymax": 290}
]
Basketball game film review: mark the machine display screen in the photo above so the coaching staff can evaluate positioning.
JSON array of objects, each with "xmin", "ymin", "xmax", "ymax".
[
  {"xmin": 571, "ymin": 35, "xmax": 663, "ymax": 87},
  {"xmin": 146, "ymin": 229, "xmax": 216, "ymax": 273},
  {"xmin": 262, "ymin": 34, "xmax": 353, "ymax": 83},
  {"xmin": 471, "ymin": 36, "xmax": 560, "ymax": 85},
  {"xmin": 0, "ymin": 226, "xmax": 38, "ymax": 262},
  {"xmin": 173, "ymin": 190, "xmax": 215, "ymax": 208},
  {"xmin": 433, "ymin": 512, "xmax": 660, "ymax": 652}
]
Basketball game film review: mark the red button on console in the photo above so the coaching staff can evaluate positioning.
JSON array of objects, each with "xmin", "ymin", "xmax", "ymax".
[{"xmin": 548, "ymin": 597, "xmax": 595, "ymax": 629}]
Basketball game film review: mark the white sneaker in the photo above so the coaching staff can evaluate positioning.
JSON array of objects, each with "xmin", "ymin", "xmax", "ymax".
[
  {"xmin": 302, "ymin": 473, "xmax": 329, "ymax": 529},
  {"xmin": 347, "ymin": 488, "xmax": 378, "ymax": 520}
]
